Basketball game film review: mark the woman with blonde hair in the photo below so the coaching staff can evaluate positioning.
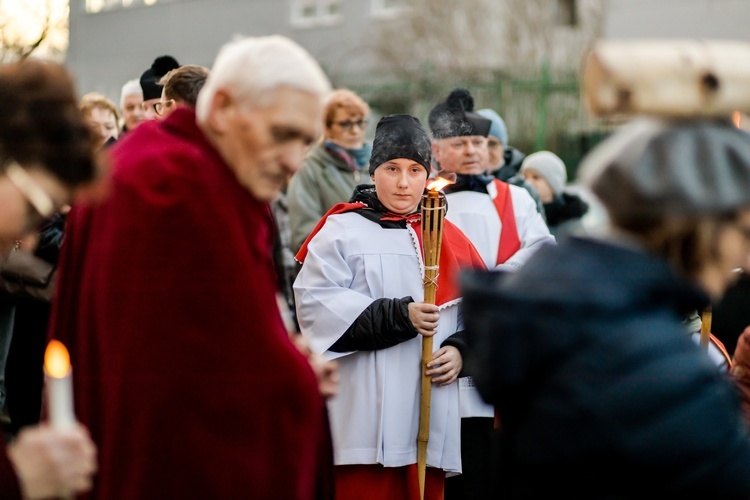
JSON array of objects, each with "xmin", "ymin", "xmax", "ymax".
[
  {"xmin": 79, "ymin": 92, "xmax": 119, "ymax": 150},
  {"xmin": 287, "ymin": 88, "xmax": 373, "ymax": 253}
]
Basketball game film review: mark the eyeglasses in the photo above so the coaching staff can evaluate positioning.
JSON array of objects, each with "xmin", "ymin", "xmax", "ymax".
[
  {"xmin": 4, "ymin": 161, "xmax": 60, "ymax": 231},
  {"xmin": 154, "ymin": 99, "xmax": 175, "ymax": 116},
  {"xmin": 6, "ymin": 162, "xmax": 57, "ymax": 219},
  {"xmin": 334, "ymin": 119, "xmax": 368, "ymax": 131}
]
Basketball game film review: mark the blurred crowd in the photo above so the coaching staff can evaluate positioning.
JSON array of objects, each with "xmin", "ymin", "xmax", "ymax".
[{"xmin": 1, "ymin": 34, "xmax": 750, "ymax": 500}]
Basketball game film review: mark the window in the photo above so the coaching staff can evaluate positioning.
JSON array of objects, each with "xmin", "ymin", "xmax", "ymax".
[
  {"xmin": 556, "ymin": 0, "xmax": 578, "ymax": 27},
  {"xmin": 371, "ymin": 0, "xmax": 410, "ymax": 19},
  {"xmin": 85, "ymin": 0, "xmax": 174, "ymax": 14},
  {"xmin": 291, "ymin": 0, "xmax": 343, "ymax": 28}
]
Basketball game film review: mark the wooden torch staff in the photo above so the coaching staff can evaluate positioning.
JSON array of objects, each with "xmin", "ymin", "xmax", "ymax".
[
  {"xmin": 418, "ymin": 187, "xmax": 446, "ymax": 500},
  {"xmin": 700, "ymin": 306, "xmax": 712, "ymax": 351}
]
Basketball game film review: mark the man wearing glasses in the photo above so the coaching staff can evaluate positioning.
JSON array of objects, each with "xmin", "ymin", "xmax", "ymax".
[
  {"xmin": 138, "ymin": 55, "xmax": 180, "ymax": 121},
  {"xmin": 154, "ymin": 64, "xmax": 210, "ymax": 118},
  {"xmin": 287, "ymin": 88, "xmax": 373, "ymax": 253}
]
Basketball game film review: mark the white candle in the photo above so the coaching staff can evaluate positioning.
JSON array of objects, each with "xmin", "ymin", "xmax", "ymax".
[{"xmin": 44, "ymin": 340, "xmax": 76, "ymax": 430}]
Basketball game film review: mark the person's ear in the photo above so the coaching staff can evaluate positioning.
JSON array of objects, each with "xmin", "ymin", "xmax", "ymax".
[
  {"xmin": 205, "ymin": 89, "xmax": 234, "ymax": 135},
  {"xmin": 322, "ymin": 121, "xmax": 333, "ymax": 140},
  {"xmin": 431, "ymin": 141, "xmax": 440, "ymax": 160}
]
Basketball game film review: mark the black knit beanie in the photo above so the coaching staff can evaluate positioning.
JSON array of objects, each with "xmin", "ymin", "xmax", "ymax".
[
  {"xmin": 428, "ymin": 88, "xmax": 492, "ymax": 139},
  {"xmin": 140, "ymin": 55, "xmax": 180, "ymax": 101},
  {"xmin": 369, "ymin": 114, "xmax": 432, "ymax": 176}
]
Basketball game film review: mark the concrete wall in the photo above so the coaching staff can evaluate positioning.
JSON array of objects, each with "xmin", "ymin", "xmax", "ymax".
[
  {"xmin": 66, "ymin": 0, "xmax": 750, "ymax": 104},
  {"xmin": 67, "ymin": 0, "xmax": 381, "ymax": 103},
  {"xmin": 604, "ymin": 0, "xmax": 750, "ymax": 40}
]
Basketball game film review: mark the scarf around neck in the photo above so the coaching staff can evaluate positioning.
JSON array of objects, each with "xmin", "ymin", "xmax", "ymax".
[{"xmin": 324, "ymin": 141, "xmax": 372, "ymax": 170}]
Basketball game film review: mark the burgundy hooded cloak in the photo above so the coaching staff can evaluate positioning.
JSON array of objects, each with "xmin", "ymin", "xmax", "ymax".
[{"xmin": 48, "ymin": 108, "xmax": 331, "ymax": 499}]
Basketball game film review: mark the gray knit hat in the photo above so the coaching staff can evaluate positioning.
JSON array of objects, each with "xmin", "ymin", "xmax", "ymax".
[
  {"xmin": 477, "ymin": 108, "xmax": 508, "ymax": 147},
  {"xmin": 520, "ymin": 151, "xmax": 567, "ymax": 196},
  {"xmin": 579, "ymin": 118, "xmax": 750, "ymax": 219}
]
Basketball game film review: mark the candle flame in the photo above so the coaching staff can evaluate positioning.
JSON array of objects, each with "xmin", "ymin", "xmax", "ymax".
[
  {"xmin": 426, "ymin": 177, "xmax": 453, "ymax": 192},
  {"xmin": 733, "ymin": 111, "xmax": 742, "ymax": 128},
  {"xmin": 44, "ymin": 340, "xmax": 71, "ymax": 378}
]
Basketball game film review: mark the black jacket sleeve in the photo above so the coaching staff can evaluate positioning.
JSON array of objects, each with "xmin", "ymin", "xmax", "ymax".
[
  {"xmin": 442, "ymin": 330, "xmax": 467, "ymax": 357},
  {"xmin": 442, "ymin": 330, "xmax": 469, "ymax": 377},
  {"xmin": 330, "ymin": 296, "xmax": 418, "ymax": 352}
]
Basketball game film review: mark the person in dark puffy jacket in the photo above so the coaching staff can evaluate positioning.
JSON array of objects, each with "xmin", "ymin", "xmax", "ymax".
[
  {"xmin": 463, "ymin": 118, "xmax": 750, "ymax": 499},
  {"xmin": 477, "ymin": 108, "xmax": 544, "ymax": 216},
  {"xmin": 520, "ymin": 150, "xmax": 589, "ymax": 238}
]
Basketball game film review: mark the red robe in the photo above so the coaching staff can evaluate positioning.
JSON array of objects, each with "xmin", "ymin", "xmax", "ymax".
[
  {"xmin": 49, "ymin": 108, "xmax": 331, "ymax": 499},
  {"xmin": 0, "ymin": 452, "xmax": 22, "ymax": 498}
]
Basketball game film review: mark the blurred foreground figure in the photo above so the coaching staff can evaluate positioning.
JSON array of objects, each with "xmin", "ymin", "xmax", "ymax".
[
  {"xmin": 0, "ymin": 60, "xmax": 98, "ymax": 499},
  {"xmin": 463, "ymin": 118, "xmax": 750, "ymax": 498},
  {"xmin": 50, "ymin": 36, "xmax": 335, "ymax": 499}
]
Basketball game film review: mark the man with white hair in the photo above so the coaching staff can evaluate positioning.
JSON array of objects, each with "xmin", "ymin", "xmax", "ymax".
[
  {"xmin": 118, "ymin": 78, "xmax": 144, "ymax": 134},
  {"xmin": 50, "ymin": 36, "xmax": 334, "ymax": 499}
]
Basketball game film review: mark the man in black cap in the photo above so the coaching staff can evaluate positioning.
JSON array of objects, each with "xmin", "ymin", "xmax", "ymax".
[
  {"xmin": 428, "ymin": 88, "xmax": 555, "ymax": 500},
  {"xmin": 429, "ymin": 88, "xmax": 552, "ymax": 268},
  {"xmin": 139, "ymin": 55, "xmax": 180, "ymax": 121},
  {"xmin": 294, "ymin": 114, "xmax": 486, "ymax": 500}
]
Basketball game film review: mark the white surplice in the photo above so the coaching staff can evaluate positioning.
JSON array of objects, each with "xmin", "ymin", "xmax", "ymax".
[
  {"xmin": 294, "ymin": 212, "xmax": 462, "ymax": 473},
  {"xmin": 446, "ymin": 182, "xmax": 556, "ymax": 418}
]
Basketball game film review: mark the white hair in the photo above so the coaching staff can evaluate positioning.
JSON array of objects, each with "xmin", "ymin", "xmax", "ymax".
[
  {"xmin": 119, "ymin": 78, "xmax": 143, "ymax": 109},
  {"xmin": 196, "ymin": 35, "xmax": 331, "ymax": 123}
]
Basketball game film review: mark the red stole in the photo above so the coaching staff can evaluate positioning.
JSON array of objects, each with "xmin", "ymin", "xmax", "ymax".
[
  {"xmin": 295, "ymin": 202, "xmax": 367, "ymax": 264},
  {"xmin": 295, "ymin": 203, "xmax": 486, "ymax": 307},
  {"xmin": 491, "ymin": 179, "xmax": 521, "ymax": 265},
  {"xmin": 409, "ymin": 218, "xmax": 486, "ymax": 306}
]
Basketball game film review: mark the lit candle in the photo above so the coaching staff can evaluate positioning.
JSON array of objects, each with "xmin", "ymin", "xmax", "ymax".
[
  {"xmin": 425, "ymin": 176, "xmax": 453, "ymax": 193},
  {"xmin": 44, "ymin": 340, "xmax": 75, "ymax": 430}
]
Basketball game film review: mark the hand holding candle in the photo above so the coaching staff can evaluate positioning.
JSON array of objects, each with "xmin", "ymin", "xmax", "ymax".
[{"xmin": 44, "ymin": 340, "xmax": 76, "ymax": 430}]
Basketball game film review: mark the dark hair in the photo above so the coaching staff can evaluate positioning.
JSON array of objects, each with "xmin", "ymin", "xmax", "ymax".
[
  {"xmin": 159, "ymin": 64, "xmax": 209, "ymax": 108},
  {"xmin": 0, "ymin": 60, "xmax": 96, "ymax": 187}
]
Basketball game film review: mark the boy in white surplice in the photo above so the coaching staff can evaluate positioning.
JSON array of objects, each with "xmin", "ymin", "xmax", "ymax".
[{"xmin": 294, "ymin": 114, "xmax": 486, "ymax": 500}]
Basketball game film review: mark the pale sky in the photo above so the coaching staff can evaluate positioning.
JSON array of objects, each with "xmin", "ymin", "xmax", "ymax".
[{"xmin": 1, "ymin": 0, "xmax": 69, "ymax": 60}]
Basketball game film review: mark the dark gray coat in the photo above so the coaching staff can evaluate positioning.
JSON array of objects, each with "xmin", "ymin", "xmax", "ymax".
[{"xmin": 462, "ymin": 236, "xmax": 750, "ymax": 499}]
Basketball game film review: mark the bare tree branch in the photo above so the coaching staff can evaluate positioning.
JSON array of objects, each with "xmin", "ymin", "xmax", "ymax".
[{"xmin": 1, "ymin": 0, "xmax": 67, "ymax": 63}]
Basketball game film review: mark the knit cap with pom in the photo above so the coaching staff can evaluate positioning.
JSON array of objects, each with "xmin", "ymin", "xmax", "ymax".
[
  {"xmin": 140, "ymin": 55, "xmax": 180, "ymax": 101},
  {"xmin": 428, "ymin": 88, "xmax": 491, "ymax": 139}
]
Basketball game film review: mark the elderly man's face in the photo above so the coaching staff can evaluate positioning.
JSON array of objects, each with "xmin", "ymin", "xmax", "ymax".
[
  {"xmin": 218, "ymin": 86, "xmax": 322, "ymax": 203},
  {"xmin": 121, "ymin": 94, "xmax": 144, "ymax": 131},
  {"xmin": 432, "ymin": 135, "xmax": 489, "ymax": 175}
]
